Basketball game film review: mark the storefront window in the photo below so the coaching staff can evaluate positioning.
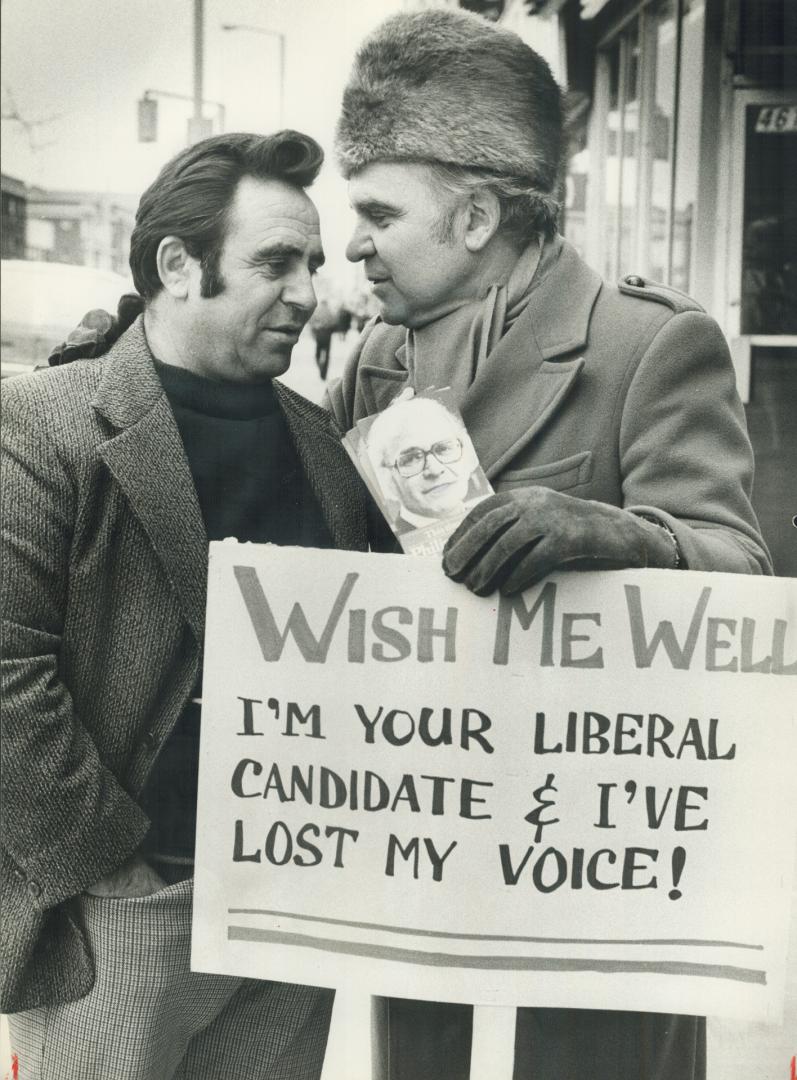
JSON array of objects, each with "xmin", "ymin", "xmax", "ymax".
[
  {"xmin": 646, "ymin": 0, "xmax": 677, "ymax": 283},
  {"xmin": 576, "ymin": 0, "xmax": 705, "ymax": 289},
  {"xmin": 741, "ymin": 102, "xmax": 797, "ymax": 334},
  {"xmin": 599, "ymin": 19, "xmax": 640, "ymax": 281},
  {"xmin": 671, "ymin": 0, "xmax": 705, "ymax": 291},
  {"xmin": 619, "ymin": 19, "xmax": 640, "ymax": 275},
  {"xmin": 601, "ymin": 38, "xmax": 622, "ymax": 280}
]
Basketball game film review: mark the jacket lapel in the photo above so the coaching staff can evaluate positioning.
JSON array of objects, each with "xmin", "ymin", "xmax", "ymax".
[
  {"xmin": 92, "ymin": 318, "xmax": 208, "ymax": 644},
  {"xmin": 352, "ymin": 323, "xmax": 410, "ymax": 418},
  {"xmin": 275, "ymin": 382, "xmax": 368, "ymax": 551},
  {"xmin": 462, "ymin": 238, "xmax": 601, "ymax": 479},
  {"xmin": 359, "ymin": 362, "xmax": 410, "ymax": 416},
  {"xmin": 342, "ymin": 240, "xmax": 602, "ymax": 479}
]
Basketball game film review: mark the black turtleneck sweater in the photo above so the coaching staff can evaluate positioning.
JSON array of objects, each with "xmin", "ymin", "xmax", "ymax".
[{"xmin": 139, "ymin": 360, "xmax": 334, "ymax": 877}]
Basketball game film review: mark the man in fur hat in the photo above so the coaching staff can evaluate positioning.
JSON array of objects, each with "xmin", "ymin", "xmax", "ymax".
[{"xmin": 327, "ymin": 7, "xmax": 771, "ymax": 1080}]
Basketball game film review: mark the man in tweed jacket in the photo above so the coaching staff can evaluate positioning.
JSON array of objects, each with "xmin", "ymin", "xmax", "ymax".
[{"xmin": 1, "ymin": 131, "xmax": 367, "ymax": 1079}]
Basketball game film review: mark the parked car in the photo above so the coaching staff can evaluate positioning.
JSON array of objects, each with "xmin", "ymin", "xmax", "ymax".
[{"xmin": 1, "ymin": 260, "xmax": 133, "ymax": 378}]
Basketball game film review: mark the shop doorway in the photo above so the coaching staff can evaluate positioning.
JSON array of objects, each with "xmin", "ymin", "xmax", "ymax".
[{"xmin": 725, "ymin": 91, "xmax": 796, "ymax": 575}]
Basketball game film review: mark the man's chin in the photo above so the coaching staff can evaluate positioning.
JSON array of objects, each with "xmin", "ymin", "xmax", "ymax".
[
  {"xmin": 372, "ymin": 293, "xmax": 430, "ymax": 328},
  {"xmin": 376, "ymin": 305, "xmax": 404, "ymax": 326},
  {"xmin": 268, "ymin": 354, "xmax": 293, "ymax": 378},
  {"xmin": 242, "ymin": 350, "xmax": 293, "ymax": 382},
  {"xmin": 370, "ymin": 292, "xmax": 412, "ymax": 326},
  {"xmin": 410, "ymin": 500, "xmax": 466, "ymax": 520}
]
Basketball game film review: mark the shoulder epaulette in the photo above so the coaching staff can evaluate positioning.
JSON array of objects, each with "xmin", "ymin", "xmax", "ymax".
[{"xmin": 617, "ymin": 274, "xmax": 705, "ymax": 314}]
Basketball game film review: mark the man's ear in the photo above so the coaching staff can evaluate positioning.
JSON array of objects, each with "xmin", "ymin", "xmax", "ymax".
[
  {"xmin": 156, "ymin": 236, "xmax": 196, "ymax": 299},
  {"xmin": 463, "ymin": 189, "xmax": 502, "ymax": 253}
]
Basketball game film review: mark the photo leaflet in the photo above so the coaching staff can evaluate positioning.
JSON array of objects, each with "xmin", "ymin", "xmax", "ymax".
[{"xmin": 342, "ymin": 388, "xmax": 493, "ymax": 556}]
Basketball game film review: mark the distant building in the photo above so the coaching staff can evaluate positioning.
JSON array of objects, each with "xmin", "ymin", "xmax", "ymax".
[
  {"xmin": 25, "ymin": 187, "xmax": 137, "ymax": 276},
  {"xmin": 1, "ymin": 173, "xmax": 28, "ymax": 259}
]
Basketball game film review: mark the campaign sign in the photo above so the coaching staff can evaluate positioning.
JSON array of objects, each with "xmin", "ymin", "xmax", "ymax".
[{"xmin": 192, "ymin": 543, "xmax": 797, "ymax": 1021}]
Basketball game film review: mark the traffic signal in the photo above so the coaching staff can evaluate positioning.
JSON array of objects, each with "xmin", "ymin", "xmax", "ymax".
[{"xmin": 137, "ymin": 97, "xmax": 158, "ymax": 143}]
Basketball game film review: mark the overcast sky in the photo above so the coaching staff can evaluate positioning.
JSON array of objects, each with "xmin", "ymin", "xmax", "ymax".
[{"xmin": 1, "ymin": 0, "xmax": 410, "ymax": 289}]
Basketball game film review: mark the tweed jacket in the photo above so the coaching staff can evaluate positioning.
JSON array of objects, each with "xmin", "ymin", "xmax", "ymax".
[
  {"xmin": 326, "ymin": 236, "xmax": 771, "ymax": 575},
  {"xmin": 0, "ymin": 318, "xmax": 369, "ymax": 1013}
]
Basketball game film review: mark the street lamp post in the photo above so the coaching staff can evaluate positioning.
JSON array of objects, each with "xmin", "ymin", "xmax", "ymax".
[
  {"xmin": 188, "ymin": 0, "xmax": 212, "ymax": 141},
  {"xmin": 221, "ymin": 23, "xmax": 285, "ymax": 128}
]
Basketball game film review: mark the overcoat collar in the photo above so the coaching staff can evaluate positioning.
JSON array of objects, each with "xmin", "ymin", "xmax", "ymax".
[{"xmin": 355, "ymin": 236, "xmax": 602, "ymax": 478}]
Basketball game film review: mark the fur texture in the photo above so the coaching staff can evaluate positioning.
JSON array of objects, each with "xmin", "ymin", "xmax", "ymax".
[{"xmin": 335, "ymin": 8, "xmax": 563, "ymax": 188}]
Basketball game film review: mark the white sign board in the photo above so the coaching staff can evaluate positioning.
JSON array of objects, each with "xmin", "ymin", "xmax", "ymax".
[{"xmin": 193, "ymin": 543, "xmax": 797, "ymax": 1022}]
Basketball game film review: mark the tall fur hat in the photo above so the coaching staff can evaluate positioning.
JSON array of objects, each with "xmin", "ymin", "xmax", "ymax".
[{"xmin": 335, "ymin": 8, "xmax": 563, "ymax": 191}]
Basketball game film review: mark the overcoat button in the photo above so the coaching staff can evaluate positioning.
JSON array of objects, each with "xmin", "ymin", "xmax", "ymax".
[
  {"xmin": 13, "ymin": 867, "xmax": 25, "ymax": 882},
  {"xmin": 624, "ymin": 274, "xmax": 645, "ymax": 287},
  {"xmin": 27, "ymin": 880, "xmax": 42, "ymax": 898},
  {"xmin": 143, "ymin": 731, "xmax": 159, "ymax": 750}
]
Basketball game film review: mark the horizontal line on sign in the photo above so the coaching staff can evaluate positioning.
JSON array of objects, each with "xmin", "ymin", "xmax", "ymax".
[
  {"xmin": 226, "ymin": 909, "xmax": 763, "ymax": 951},
  {"xmin": 227, "ymin": 926, "xmax": 766, "ymax": 985}
]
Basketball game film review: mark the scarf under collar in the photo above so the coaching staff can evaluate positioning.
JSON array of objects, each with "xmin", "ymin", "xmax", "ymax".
[{"xmin": 403, "ymin": 240, "xmax": 542, "ymax": 407}]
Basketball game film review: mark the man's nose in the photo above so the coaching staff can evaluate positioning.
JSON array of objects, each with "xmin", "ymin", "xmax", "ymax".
[
  {"xmin": 281, "ymin": 269, "xmax": 317, "ymax": 315},
  {"xmin": 423, "ymin": 455, "xmax": 444, "ymax": 477},
  {"xmin": 346, "ymin": 220, "xmax": 375, "ymax": 263}
]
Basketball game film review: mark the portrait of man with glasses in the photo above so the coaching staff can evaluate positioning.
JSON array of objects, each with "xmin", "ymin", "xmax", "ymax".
[{"xmin": 365, "ymin": 394, "xmax": 491, "ymax": 537}]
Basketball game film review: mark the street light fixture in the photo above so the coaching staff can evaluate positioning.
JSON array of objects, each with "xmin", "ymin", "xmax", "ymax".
[
  {"xmin": 221, "ymin": 23, "xmax": 285, "ymax": 128},
  {"xmin": 137, "ymin": 89, "xmax": 226, "ymax": 144}
]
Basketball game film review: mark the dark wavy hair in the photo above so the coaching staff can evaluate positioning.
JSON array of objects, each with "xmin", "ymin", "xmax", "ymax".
[
  {"xmin": 129, "ymin": 129, "xmax": 324, "ymax": 301},
  {"xmin": 47, "ymin": 131, "xmax": 324, "ymax": 366}
]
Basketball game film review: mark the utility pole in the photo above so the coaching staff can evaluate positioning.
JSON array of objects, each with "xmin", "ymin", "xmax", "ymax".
[
  {"xmin": 188, "ymin": 0, "xmax": 212, "ymax": 144},
  {"xmin": 194, "ymin": 0, "xmax": 203, "ymax": 123},
  {"xmin": 137, "ymin": 2, "xmax": 226, "ymax": 146}
]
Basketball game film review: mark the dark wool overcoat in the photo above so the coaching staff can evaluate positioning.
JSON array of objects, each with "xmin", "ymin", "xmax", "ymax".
[
  {"xmin": 0, "ymin": 317, "xmax": 368, "ymax": 1013},
  {"xmin": 324, "ymin": 236, "xmax": 771, "ymax": 1080},
  {"xmin": 327, "ymin": 235, "xmax": 771, "ymax": 576}
]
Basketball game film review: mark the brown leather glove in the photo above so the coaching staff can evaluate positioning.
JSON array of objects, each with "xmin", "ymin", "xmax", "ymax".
[{"xmin": 442, "ymin": 488, "xmax": 679, "ymax": 597}]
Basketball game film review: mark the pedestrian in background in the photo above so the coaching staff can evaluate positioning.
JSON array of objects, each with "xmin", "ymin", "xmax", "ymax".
[{"xmin": 309, "ymin": 297, "xmax": 337, "ymax": 380}]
